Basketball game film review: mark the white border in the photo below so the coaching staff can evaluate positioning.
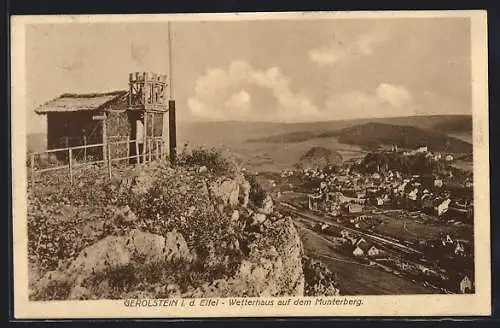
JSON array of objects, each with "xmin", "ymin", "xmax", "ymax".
[{"xmin": 11, "ymin": 10, "xmax": 490, "ymax": 319}]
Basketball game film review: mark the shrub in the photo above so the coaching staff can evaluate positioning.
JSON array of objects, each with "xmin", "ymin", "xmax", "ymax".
[
  {"xmin": 178, "ymin": 147, "xmax": 239, "ymax": 177},
  {"xmin": 246, "ymin": 174, "xmax": 266, "ymax": 208}
]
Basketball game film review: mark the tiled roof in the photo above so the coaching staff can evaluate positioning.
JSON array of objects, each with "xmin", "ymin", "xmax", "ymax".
[{"xmin": 35, "ymin": 90, "xmax": 128, "ymax": 114}]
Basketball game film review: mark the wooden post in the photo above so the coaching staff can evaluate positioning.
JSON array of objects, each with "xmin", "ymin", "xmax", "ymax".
[
  {"xmin": 135, "ymin": 140, "xmax": 140, "ymax": 165},
  {"xmin": 148, "ymin": 138, "xmax": 152, "ymax": 162},
  {"xmin": 83, "ymin": 135, "xmax": 87, "ymax": 163},
  {"xmin": 126, "ymin": 136, "xmax": 130, "ymax": 164},
  {"xmin": 102, "ymin": 116, "xmax": 107, "ymax": 162},
  {"xmin": 68, "ymin": 148, "xmax": 73, "ymax": 184},
  {"xmin": 156, "ymin": 139, "xmax": 159, "ymax": 160},
  {"xmin": 159, "ymin": 139, "xmax": 163, "ymax": 160},
  {"xmin": 151, "ymin": 112, "xmax": 155, "ymax": 138},
  {"xmin": 107, "ymin": 143, "xmax": 112, "ymax": 179},
  {"xmin": 143, "ymin": 113, "xmax": 148, "ymax": 163},
  {"xmin": 169, "ymin": 100, "xmax": 177, "ymax": 166},
  {"xmin": 30, "ymin": 152, "xmax": 35, "ymax": 189}
]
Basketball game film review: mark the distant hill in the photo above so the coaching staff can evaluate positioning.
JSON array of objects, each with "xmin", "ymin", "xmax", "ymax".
[
  {"xmin": 247, "ymin": 115, "xmax": 472, "ymax": 144},
  {"xmin": 432, "ymin": 116, "xmax": 472, "ymax": 133},
  {"xmin": 295, "ymin": 146, "xmax": 343, "ymax": 170},
  {"xmin": 334, "ymin": 122, "xmax": 472, "ymax": 153}
]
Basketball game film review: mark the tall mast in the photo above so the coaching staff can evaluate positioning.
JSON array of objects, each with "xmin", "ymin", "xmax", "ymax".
[
  {"xmin": 168, "ymin": 21, "xmax": 173, "ymax": 100},
  {"xmin": 167, "ymin": 21, "xmax": 177, "ymax": 165}
]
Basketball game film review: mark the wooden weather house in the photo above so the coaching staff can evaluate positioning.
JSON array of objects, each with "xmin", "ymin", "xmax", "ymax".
[{"xmin": 127, "ymin": 72, "xmax": 170, "ymax": 162}]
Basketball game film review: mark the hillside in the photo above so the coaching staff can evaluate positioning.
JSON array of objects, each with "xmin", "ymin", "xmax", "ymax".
[
  {"xmin": 432, "ymin": 116, "xmax": 472, "ymax": 133},
  {"xmin": 248, "ymin": 121, "xmax": 472, "ymax": 154},
  {"xmin": 335, "ymin": 122, "xmax": 472, "ymax": 153},
  {"xmin": 295, "ymin": 146, "xmax": 343, "ymax": 170},
  {"xmin": 246, "ymin": 115, "xmax": 472, "ymax": 144},
  {"xmin": 28, "ymin": 148, "xmax": 340, "ymax": 300}
]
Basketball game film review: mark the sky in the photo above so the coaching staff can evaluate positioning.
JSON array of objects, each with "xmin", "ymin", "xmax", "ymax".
[{"xmin": 24, "ymin": 17, "xmax": 472, "ymax": 133}]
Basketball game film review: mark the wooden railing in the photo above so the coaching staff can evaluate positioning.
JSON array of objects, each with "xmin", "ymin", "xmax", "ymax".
[{"xmin": 28, "ymin": 137, "xmax": 167, "ymax": 188}]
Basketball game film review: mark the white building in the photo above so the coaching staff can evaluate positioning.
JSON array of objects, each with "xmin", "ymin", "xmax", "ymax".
[
  {"xmin": 435, "ymin": 198, "xmax": 452, "ymax": 216},
  {"xmin": 460, "ymin": 275, "xmax": 473, "ymax": 293},
  {"xmin": 434, "ymin": 179, "xmax": 444, "ymax": 188}
]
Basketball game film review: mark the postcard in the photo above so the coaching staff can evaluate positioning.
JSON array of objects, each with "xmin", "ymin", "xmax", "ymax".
[{"xmin": 11, "ymin": 10, "xmax": 490, "ymax": 318}]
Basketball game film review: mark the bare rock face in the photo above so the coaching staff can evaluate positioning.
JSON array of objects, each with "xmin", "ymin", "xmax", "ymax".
[
  {"xmin": 247, "ymin": 212, "xmax": 267, "ymax": 229},
  {"xmin": 130, "ymin": 170, "xmax": 156, "ymax": 196},
  {"xmin": 259, "ymin": 195, "xmax": 274, "ymax": 215},
  {"xmin": 236, "ymin": 174, "xmax": 251, "ymax": 207},
  {"xmin": 33, "ymin": 229, "xmax": 191, "ymax": 300},
  {"xmin": 302, "ymin": 257, "xmax": 340, "ymax": 296},
  {"xmin": 235, "ymin": 218, "xmax": 305, "ymax": 297},
  {"xmin": 113, "ymin": 205, "xmax": 137, "ymax": 225},
  {"xmin": 197, "ymin": 165, "xmax": 208, "ymax": 173},
  {"xmin": 209, "ymin": 178, "xmax": 240, "ymax": 207},
  {"xmin": 184, "ymin": 218, "xmax": 305, "ymax": 298}
]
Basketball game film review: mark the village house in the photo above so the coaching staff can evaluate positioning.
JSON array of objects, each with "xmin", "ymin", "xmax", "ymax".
[
  {"xmin": 346, "ymin": 203, "xmax": 363, "ymax": 214},
  {"xmin": 307, "ymin": 194, "xmax": 323, "ymax": 211},
  {"xmin": 434, "ymin": 178, "xmax": 444, "ymax": 188},
  {"xmin": 421, "ymin": 193, "xmax": 434, "ymax": 211},
  {"xmin": 459, "ymin": 275, "xmax": 473, "ymax": 293},
  {"xmin": 354, "ymin": 237, "xmax": 367, "ymax": 247},
  {"xmin": 440, "ymin": 233, "xmax": 454, "ymax": 246},
  {"xmin": 454, "ymin": 241, "xmax": 465, "ymax": 256},
  {"xmin": 408, "ymin": 188, "xmax": 419, "ymax": 201},
  {"xmin": 367, "ymin": 245, "xmax": 381, "ymax": 257},
  {"xmin": 351, "ymin": 239, "xmax": 380, "ymax": 257},
  {"xmin": 416, "ymin": 146, "xmax": 428, "ymax": 153},
  {"xmin": 435, "ymin": 198, "xmax": 452, "ymax": 216},
  {"xmin": 352, "ymin": 246, "xmax": 365, "ymax": 257},
  {"xmin": 340, "ymin": 229, "xmax": 351, "ymax": 239}
]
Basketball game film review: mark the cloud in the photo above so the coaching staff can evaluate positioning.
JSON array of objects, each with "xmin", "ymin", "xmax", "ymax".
[
  {"xmin": 188, "ymin": 61, "xmax": 414, "ymax": 122},
  {"xmin": 187, "ymin": 60, "xmax": 322, "ymax": 122},
  {"xmin": 309, "ymin": 31, "xmax": 387, "ymax": 66},
  {"xmin": 376, "ymin": 83, "xmax": 411, "ymax": 107},
  {"xmin": 324, "ymin": 83, "xmax": 414, "ymax": 120}
]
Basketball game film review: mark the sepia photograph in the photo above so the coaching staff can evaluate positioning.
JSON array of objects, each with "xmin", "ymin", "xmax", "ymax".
[{"xmin": 11, "ymin": 11, "xmax": 490, "ymax": 318}]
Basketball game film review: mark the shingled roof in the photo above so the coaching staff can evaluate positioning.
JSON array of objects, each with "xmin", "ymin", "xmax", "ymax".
[{"xmin": 34, "ymin": 90, "xmax": 128, "ymax": 114}]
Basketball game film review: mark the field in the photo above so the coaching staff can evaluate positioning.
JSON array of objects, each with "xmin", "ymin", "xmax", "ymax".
[
  {"xmin": 448, "ymin": 133, "xmax": 473, "ymax": 144},
  {"xmin": 451, "ymin": 160, "xmax": 474, "ymax": 172},
  {"xmin": 296, "ymin": 222, "xmax": 438, "ymax": 295},
  {"xmin": 371, "ymin": 212, "xmax": 473, "ymax": 244}
]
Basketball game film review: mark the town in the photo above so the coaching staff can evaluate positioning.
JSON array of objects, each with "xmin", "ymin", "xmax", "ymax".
[{"xmin": 261, "ymin": 144, "xmax": 474, "ymax": 295}]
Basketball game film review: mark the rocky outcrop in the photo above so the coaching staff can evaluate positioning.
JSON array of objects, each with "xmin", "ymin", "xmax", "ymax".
[
  {"xmin": 302, "ymin": 257, "xmax": 340, "ymax": 296},
  {"xmin": 29, "ymin": 152, "xmax": 341, "ymax": 301},
  {"xmin": 183, "ymin": 217, "xmax": 305, "ymax": 298},
  {"xmin": 209, "ymin": 178, "xmax": 240, "ymax": 207},
  {"xmin": 32, "ymin": 229, "xmax": 191, "ymax": 300},
  {"xmin": 259, "ymin": 195, "xmax": 274, "ymax": 215},
  {"xmin": 208, "ymin": 173, "xmax": 251, "ymax": 209},
  {"xmin": 236, "ymin": 174, "xmax": 251, "ymax": 207}
]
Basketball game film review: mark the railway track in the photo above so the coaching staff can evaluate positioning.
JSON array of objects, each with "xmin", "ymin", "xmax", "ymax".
[
  {"xmin": 278, "ymin": 202, "xmax": 455, "ymax": 294},
  {"xmin": 277, "ymin": 202, "xmax": 424, "ymax": 256}
]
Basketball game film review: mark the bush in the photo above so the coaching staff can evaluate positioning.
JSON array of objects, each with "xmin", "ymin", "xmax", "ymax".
[
  {"xmin": 178, "ymin": 147, "xmax": 239, "ymax": 177},
  {"xmin": 246, "ymin": 174, "xmax": 266, "ymax": 208}
]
